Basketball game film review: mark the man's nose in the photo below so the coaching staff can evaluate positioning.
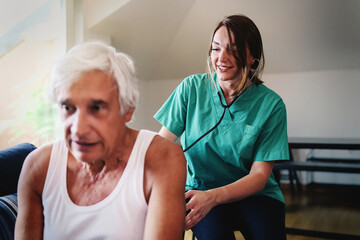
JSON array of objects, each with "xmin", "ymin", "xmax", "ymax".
[{"xmin": 70, "ymin": 110, "xmax": 90, "ymax": 136}]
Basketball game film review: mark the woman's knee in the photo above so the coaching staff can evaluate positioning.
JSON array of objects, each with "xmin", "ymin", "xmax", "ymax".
[{"xmin": 191, "ymin": 204, "xmax": 235, "ymax": 240}]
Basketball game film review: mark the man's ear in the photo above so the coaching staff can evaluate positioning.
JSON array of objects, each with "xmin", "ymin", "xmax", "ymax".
[{"xmin": 124, "ymin": 108, "xmax": 134, "ymax": 122}]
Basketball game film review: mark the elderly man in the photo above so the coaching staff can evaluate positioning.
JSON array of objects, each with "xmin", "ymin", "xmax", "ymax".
[{"xmin": 15, "ymin": 42, "xmax": 186, "ymax": 240}]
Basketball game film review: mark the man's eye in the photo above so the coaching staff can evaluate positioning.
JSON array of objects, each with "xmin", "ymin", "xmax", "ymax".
[
  {"xmin": 62, "ymin": 105, "xmax": 71, "ymax": 111},
  {"xmin": 91, "ymin": 105, "xmax": 102, "ymax": 112},
  {"xmin": 61, "ymin": 104, "xmax": 75, "ymax": 114}
]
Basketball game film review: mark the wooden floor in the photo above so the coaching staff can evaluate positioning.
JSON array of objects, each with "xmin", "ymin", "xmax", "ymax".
[{"xmin": 184, "ymin": 183, "xmax": 360, "ymax": 240}]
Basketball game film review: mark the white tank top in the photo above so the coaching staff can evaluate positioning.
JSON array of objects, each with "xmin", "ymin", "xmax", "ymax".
[{"xmin": 42, "ymin": 130, "xmax": 156, "ymax": 240}]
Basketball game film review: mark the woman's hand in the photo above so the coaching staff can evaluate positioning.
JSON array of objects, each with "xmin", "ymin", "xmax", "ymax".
[
  {"xmin": 183, "ymin": 161, "xmax": 275, "ymax": 230},
  {"xmin": 184, "ymin": 189, "xmax": 217, "ymax": 230}
]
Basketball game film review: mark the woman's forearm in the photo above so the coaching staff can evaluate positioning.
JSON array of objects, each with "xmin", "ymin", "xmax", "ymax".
[{"xmin": 208, "ymin": 161, "xmax": 274, "ymax": 205}]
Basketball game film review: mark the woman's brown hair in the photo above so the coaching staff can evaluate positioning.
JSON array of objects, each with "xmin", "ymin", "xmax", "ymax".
[{"xmin": 208, "ymin": 15, "xmax": 264, "ymax": 85}]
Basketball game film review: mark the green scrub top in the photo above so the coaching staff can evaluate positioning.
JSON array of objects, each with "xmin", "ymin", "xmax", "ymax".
[{"xmin": 154, "ymin": 73, "xmax": 289, "ymax": 203}]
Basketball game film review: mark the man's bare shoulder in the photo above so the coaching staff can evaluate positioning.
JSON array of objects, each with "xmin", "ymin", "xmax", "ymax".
[
  {"xmin": 143, "ymin": 135, "xmax": 186, "ymax": 239},
  {"xmin": 144, "ymin": 134, "xmax": 186, "ymax": 198},
  {"xmin": 23, "ymin": 143, "xmax": 53, "ymax": 171},
  {"xmin": 144, "ymin": 134, "xmax": 186, "ymax": 181},
  {"xmin": 19, "ymin": 143, "xmax": 53, "ymax": 193},
  {"xmin": 147, "ymin": 135, "xmax": 185, "ymax": 165}
]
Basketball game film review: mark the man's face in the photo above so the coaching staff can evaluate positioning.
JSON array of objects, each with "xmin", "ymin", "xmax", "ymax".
[{"xmin": 56, "ymin": 70, "xmax": 132, "ymax": 163}]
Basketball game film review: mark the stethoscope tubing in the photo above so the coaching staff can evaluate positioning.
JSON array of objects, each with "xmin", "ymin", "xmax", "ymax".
[
  {"xmin": 183, "ymin": 92, "xmax": 238, "ymax": 152},
  {"xmin": 183, "ymin": 58, "xmax": 259, "ymax": 152}
]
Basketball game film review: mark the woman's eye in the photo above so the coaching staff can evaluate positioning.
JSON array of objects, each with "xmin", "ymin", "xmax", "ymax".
[{"xmin": 211, "ymin": 48, "xmax": 219, "ymax": 51}]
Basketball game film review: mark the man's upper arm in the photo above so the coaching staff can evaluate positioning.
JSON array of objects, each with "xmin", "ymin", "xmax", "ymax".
[
  {"xmin": 15, "ymin": 145, "xmax": 51, "ymax": 240},
  {"xmin": 144, "ymin": 137, "xmax": 186, "ymax": 240}
]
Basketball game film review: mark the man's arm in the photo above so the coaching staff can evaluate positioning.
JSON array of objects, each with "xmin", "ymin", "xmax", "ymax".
[
  {"xmin": 15, "ymin": 144, "xmax": 52, "ymax": 240},
  {"xmin": 143, "ymin": 136, "xmax": 186, "ymax": 240}
]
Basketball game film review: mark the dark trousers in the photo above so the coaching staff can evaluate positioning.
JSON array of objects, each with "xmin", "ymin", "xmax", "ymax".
[{"xmin": 191, "ymin": 195, "xmax": 287, "ymax": 240}]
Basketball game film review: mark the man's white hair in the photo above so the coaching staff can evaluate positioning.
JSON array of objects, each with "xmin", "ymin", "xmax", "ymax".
[{"xmin": 48, "ymin": 41, "xmax": 139, "ymax": 115}]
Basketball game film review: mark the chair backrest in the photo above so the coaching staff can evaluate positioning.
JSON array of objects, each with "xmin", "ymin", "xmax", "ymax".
[{"xmin": 0, "ymin": 143, "xmax": 37, "ymax": 196}]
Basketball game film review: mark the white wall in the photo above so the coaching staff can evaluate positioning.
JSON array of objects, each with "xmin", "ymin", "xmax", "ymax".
[
  {"xmin": 265, "ymin": 69, "xmax": 360, "ymax": 139},
  {"xmin": 129, "ymin": 77, "xmax": 182, "ymax": 132}
]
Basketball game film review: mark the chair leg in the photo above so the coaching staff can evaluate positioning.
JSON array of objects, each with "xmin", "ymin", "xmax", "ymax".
[
  {"xmin": 273, "ymin": 169, "xmax": 281, "ymax": 184},
  {"xmin": 289, "ymin": 169, "xmax": 295, "ymax": 195},
  {"xmin": 294, "ymin": 170, "xmax": 302, "ymax": 191}
]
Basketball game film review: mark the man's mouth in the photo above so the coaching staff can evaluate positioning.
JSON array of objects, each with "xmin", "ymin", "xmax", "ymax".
[{"xmin": 72, "ymin": 140, "xmax": 97, "ymax": 147}]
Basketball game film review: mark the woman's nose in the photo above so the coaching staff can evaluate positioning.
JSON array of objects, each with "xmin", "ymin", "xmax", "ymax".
[{"xmin": 219, "ymin": 49, "xmax": 229, "ymax": 62}]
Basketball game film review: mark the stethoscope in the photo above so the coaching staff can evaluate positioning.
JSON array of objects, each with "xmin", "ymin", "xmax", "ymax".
[{"xmin": 183, "ymin": 58, "xmax": 260, "ymax": 153}]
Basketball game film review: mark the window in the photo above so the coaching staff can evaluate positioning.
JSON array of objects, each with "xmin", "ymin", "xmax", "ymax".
[{"xmin": 0, "ymin": 0, "xmax": 65, "ymax": 148}]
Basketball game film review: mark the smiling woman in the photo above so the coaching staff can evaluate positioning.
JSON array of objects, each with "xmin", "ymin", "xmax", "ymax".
[{"xmin": 154, "ymin": 14, "xmax": 289, "ymax": 240}]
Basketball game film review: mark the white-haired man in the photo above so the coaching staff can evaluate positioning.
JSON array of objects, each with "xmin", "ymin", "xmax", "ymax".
[{"xmin": 15, "ymin": 42, "xmax": 186, "ymax": 240}]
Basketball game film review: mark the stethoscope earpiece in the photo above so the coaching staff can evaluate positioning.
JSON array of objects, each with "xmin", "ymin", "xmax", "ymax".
[{"xmin": 251, "ymin": 58, "xmax": 260, "ymax": 69}]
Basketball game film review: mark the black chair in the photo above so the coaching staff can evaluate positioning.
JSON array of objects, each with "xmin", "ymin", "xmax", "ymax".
[{"xmin": 0, "ymin": 143, "xmax": 37, "ymax": 196}]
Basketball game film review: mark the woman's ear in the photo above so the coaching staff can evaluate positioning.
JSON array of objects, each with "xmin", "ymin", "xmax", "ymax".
[{"xmin": 251, "ymin": 58, "xmax": 259, "ymax": 69}]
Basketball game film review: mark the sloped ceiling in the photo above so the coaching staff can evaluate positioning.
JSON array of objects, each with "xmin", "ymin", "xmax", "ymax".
[{"xmin": 91, "ymin": 0, "xmax": 360, "ymax": 81}]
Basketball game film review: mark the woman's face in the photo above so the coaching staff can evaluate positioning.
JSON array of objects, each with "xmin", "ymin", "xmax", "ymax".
[{"xmin": 211, "ymin": 26, "xmax": 253, "ymax": 83}]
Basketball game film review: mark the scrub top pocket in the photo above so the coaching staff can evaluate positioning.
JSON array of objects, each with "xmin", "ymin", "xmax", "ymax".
[{"xmin": 238, "ymin": 125, "xmax": 261, "ymax": 161}]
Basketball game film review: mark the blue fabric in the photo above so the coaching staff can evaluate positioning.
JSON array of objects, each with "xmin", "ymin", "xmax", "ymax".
[
  {"xmin": 0, "ymin": 194, "xmax": 18, "ymax": 240},
  {"xmin": 191, "ymin": 195, "xmax": 286, "ymax": 240},
  {"xmin": 0, "ymin": 143, "xmax": 37, "ymax": 196}
]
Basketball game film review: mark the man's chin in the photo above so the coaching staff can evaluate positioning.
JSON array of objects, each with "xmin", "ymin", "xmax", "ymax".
[{"xmin": 71, "ymin": 151, "xmax": 98, "ymax": 163}]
